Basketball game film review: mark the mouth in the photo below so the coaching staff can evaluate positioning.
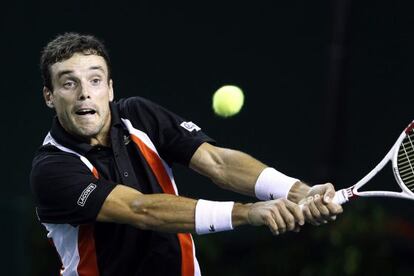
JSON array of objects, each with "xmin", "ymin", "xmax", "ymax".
[{"xmin": 75, "ymin": 108, "xmax": 97, "ymax": 116}]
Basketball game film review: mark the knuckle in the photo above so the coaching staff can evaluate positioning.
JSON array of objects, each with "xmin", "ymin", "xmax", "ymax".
[
  {"xmin": 314, "ymin": 196, "xmax": 322, "ymax": 203},
  {"xmin": 264, "ymin": 217, "xmax": 272, "ymax": 226},
  {"xmin": 275, "ymin": 202, "xmax": 284, "ymax": 210},
  {"xmin": 263, "ymin": 214, "xmax": 272, "ymax": 222},
  {"xmin": 285, "ymin": 218, "xmax": 294, "ymax": 226},
  {"xmin": 270, "ymin": 209, "xmax": 279, "ymax": 218},
  {"xmin": 279, "ymin": 198, "xmax": 288, "ymax": 206},
  {"xmin": 293, "ymin": 204, "xmax": 301, "ymax": 212}
]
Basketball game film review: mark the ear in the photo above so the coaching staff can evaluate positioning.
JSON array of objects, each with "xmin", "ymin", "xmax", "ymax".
[
  {"xmin": 108, "ymin": 79, "xmax": 114, "ymax": 102},
  {"xmin": 43, "ymin": 87, "xmax": 54, "ymax": 109}
]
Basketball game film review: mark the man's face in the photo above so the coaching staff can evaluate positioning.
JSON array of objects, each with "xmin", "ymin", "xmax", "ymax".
[{"xmin": 44, "ymin": 53, "xmax": 114, "ymax": 142}]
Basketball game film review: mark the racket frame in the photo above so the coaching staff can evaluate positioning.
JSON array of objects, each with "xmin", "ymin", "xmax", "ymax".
[{"xmin": 333, "ymin": 121, "xmax": 414, "ymax": 204}]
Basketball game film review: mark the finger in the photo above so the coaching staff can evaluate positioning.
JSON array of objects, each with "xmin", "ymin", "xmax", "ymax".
[
  {"xmin": 285, "ymin": 200, "xmax": 305, "ymax": 226},
  {"xmin": 314, "ymin": 194, "xmax": 330, "ymax": 219},
  {"xmin": 277, "ymin": 202, "xmax": 296, "ymax": 231},
  {"xmin": 271, "ymin": 208, "xmax": 286, "ymax": 234},
  {"xmin": 322, "ymin": 183, "xmax": 336, "ymax": 204},
  {"xmin": 301, "ymin": 203, "xmax": 312, "ymax": 221},
  {"xmin": 265, "ymin": 217, "xmax": 279, "ymax": 236},
  {"xmin": 306, "ymin": 197, "xmax": 323, "ymax": 225},
  {"xmin": 324, "ymin": 203, "xmax": 343, "ymax": 221},
  {"xmin": 293, "ymin": 225, "xmax": 301, "ymax": 233}
]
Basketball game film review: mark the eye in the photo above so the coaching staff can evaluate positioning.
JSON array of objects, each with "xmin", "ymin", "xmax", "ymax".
[
  {"xmin": 63, "ymin": 80, "xmax": 76, "ymax": 89},
  {"xmin": 91, "ymin": 78, "xmax": 101, "ymax": 86}
]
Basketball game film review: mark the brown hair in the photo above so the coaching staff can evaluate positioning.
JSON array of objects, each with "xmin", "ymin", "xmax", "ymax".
[{"xmin": 40, "ymin": 32, "xmax": 111, "ymax": 90}]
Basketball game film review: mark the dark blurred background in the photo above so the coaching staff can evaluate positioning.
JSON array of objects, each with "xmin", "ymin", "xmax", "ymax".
[{"xmin": 1, "ymin": 0, "xmax": 414, "ymax": 275}]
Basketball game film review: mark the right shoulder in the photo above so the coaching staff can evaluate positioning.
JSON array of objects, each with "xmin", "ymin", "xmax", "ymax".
[
  {"xmin": 31, "ymin": 145, "xmax": 84, "ymax": 171},
  {"xmin": 30, "ymin": 145, "xmax": 117, "ymax": 224},
  {"xmin": 30, "ymin": 145, "xmax": 92, "ymax": 192}
]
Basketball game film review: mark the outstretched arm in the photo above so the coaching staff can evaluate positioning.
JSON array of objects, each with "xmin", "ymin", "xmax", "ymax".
[{"xmin": 97, "ymin": 184, "xmax": 304, "ymax": 235}]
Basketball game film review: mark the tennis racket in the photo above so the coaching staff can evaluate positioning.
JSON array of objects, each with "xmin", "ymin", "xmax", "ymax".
[{"xmin": 332, "ymin": 120, "xmax": 414, "ymax": 205}]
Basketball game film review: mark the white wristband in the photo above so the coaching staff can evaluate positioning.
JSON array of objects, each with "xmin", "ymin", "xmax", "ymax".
[
  {"xmin": 195, "ymin": 199, "xmax": 234, "ymax": 235},
  {"xmin": 254, "ymin": 167, "xmax": 299, "ymax": 200}
]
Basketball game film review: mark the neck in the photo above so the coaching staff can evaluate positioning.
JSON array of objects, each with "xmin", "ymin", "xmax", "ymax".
[
  {"xmin": 89, "ymin": 132, "xmax": 111, "ymax": 147},
  {"xmin": 61, "ymin": 115, "xmax": 112, "ymax": 147},
  {"xmin": 69, "ymin": 127, "xmax": 111, "ymax": 147},
  {"xmin": 90, "ymin": 114, "xmax": 112, "ymax": 147}
]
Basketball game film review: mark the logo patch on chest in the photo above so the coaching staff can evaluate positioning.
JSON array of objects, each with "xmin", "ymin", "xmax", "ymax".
[{"xmin": 180, "ymin": 121, "xmax": 201, "ymax": 132}]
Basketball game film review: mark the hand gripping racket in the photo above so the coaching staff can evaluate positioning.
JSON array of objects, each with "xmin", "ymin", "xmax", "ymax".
[{"xmin": 332, "ymin": 120, "xmax": 414, "ymax": 205}]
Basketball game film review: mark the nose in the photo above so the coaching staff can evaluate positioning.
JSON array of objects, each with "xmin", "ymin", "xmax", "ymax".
[{"xmin": 78, "ymin": 82, "xmax": 90, "ymax": 100}]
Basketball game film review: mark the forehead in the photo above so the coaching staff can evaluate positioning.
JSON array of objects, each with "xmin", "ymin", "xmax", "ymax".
[{"xmin": 50, "ymin": 53, "xmax": 108, "ymax": 77}]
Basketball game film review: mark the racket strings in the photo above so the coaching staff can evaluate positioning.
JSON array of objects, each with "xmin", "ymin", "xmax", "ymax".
[{"xmin": 398, "ymin": 132, "xmax": 414, "ymax": 191}]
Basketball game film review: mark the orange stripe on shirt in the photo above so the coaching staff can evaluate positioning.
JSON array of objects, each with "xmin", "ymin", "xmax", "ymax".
[
  {"xmin": 177, "ymin": 233, "xmax": 196, "ymax": 276},
  {"xmin": 92, "ymin": 167, "xmax": 99, "ymax": 179},
  {"xmin": 78, "ymin": 224, "xmax": 100, "ymax": 276},
  {"xmin": 130, "ymin": 134, "xmax": 195, "ymax": 276},
  {"xmin": 130, "ymin": 135, "xmax": 176, "ymax": 195}
]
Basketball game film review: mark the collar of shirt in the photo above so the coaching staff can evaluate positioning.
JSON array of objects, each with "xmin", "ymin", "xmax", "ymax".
[{"xmin": 50, "ymin": 102, "xmax": 125, "ymax": 156}]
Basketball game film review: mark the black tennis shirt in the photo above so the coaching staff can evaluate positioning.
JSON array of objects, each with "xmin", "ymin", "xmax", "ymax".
[{"xmin": 30, "ymin": 96, "xmax": 214, "ymax": 276}]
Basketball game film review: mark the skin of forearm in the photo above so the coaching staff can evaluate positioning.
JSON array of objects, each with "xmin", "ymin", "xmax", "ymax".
[
  {"xmin": 129, "ymin": 193, "xmax": 197, "ymax": 233},
  {"xmin": 131, "ymin": 194, "xmax": 252, "ymax": 232},
  {"xmin": 212, "ymin": 149, "xmax": 265, "ymax": 195},
  {"xmin": 128, "ymin": 194, "xmax": 255, "ymax": 234},
  {"xmin": 130, "ymin": 194, "xmax": 252, "ymax": 232},
  {"xmin": 100, "ymin": 185, "xmax": 253, "ymax": 233},
  {"xmin": 191, "ymin": 146, "xmax": 267, "ymax": 196}
]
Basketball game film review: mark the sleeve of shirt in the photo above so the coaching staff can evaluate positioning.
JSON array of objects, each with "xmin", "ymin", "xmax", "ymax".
[
  {"xmin": 30, "ymin": 149, "xmax": 117, "ymax": 225},
  {"xmin": 118, "ymin": 97, "xmax": 216, "ymax": 166}
]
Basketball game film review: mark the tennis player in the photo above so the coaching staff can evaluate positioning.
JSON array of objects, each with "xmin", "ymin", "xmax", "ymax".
[{"xmin": 30, "ymin": 32, "xmax": 343, "ymax": 276}]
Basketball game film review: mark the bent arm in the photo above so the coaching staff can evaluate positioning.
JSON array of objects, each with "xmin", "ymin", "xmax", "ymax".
[
  {"xmin": 189, "ymin": 142, "xmax": 270, "ymax": 196},
  {"xmin": 189, "ymin": 143, "xmax": 343, "ymax": 224},
  {"xmin": 189, "ymin": 142, "xmax": 308, "ymax": 199}
]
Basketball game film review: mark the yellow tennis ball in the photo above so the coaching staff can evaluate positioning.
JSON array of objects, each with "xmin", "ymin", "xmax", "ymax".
[{"xmin": 212, "ymin": 85, "xmax": 245, "ymax": 117}]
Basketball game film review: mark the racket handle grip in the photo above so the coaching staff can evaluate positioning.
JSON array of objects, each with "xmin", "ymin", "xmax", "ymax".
[
  {"xmin": 299, "ymin": 188, "xmax": 350, "ymax": 210},
  {"xmin": 332, "ymin": 189, "xmax": 350, "ymax": 205}
]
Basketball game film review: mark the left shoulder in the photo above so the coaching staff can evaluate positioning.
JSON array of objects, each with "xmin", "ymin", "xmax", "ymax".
[
  {"xmin": 115, "ymin": 97, "xmax": 168, "ymax": 120},
  {"xmin": 116, "ymin": 96, "xmax": 163, "ymax": 111}
]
